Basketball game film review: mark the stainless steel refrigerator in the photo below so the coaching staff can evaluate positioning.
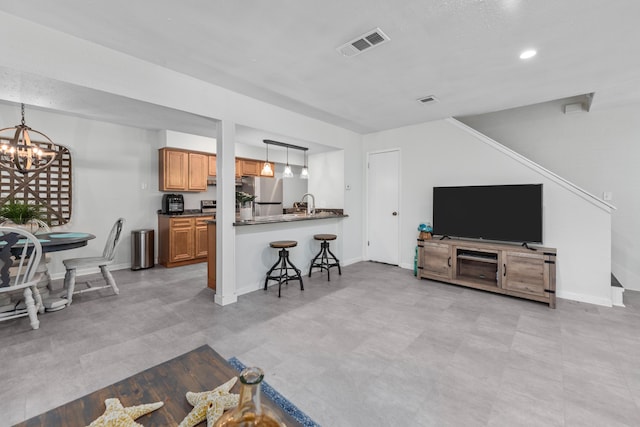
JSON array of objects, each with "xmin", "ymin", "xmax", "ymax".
[{"xmin": 242, "ymin": 177, "xmax": 283, "ymax": 216}]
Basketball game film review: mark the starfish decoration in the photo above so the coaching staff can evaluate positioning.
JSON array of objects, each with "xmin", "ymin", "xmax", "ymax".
[
  {"xmin": 178, "ymin": 376, "xmax": 240, "ymax": 427},
  {"xmin": 88, "ymin": 398, "xmax": 164, "ymax": 427}
]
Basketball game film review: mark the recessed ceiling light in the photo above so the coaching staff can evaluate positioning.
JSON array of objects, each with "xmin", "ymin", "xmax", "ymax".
[{"xmin": 520, "ymin": 49, "xmax": 537, "ymax": 59}]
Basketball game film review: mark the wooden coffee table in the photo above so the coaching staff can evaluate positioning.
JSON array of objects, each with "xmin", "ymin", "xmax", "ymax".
[{"xmin": 15, "ymin": 345, "xmax": 301, "ymax": 426}]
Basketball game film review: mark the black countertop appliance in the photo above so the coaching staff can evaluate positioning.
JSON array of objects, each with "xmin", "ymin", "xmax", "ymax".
[{"xmin": 162, "ymin": 193, "xmax": 184, "ymax": 214}]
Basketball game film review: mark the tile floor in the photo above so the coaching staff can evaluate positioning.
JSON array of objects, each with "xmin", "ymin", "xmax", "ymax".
[{"xmin": 1, "ymin": 262, "xmax": 639, "ymax": 426}]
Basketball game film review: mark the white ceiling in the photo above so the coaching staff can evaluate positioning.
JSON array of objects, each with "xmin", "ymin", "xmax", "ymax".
[{"xmin": 1, "ymin": 0, "xmax": 639, "ymax": 135}]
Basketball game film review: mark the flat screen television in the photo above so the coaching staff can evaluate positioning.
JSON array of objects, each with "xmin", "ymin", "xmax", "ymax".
[{"xmin": 433, "ymin": 184, "xmax": 543, "ymax": 244}]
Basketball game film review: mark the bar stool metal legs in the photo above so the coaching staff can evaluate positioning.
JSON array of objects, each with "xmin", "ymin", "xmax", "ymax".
[
  {"xmin": 309, "ymin": 234, "xmax": 342, "ymax": 281},
  {"xmin": 265, "ymin": 241, "xmax": 304, "ymax": 297}
]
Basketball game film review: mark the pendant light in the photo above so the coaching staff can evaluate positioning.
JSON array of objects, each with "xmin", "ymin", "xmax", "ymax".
[
  {"xmin": 300, "ymin": 149, "xmax": 309, "ymax": 179},
  {"xmin": 0, "ymin": 104, "xmax": 60, "ymax": 174},
  {"xmin": 261, "ymin": 142, "xmax": 273, "ymax": 176},
  {"xmin": 283, "ymin": 146, "xmax": 293, "ymax": 178}
]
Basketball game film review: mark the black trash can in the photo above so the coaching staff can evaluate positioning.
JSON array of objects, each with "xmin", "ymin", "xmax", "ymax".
[{"xmin": 131, "ymin": 229, "xmax": 154, "ymax": 270}]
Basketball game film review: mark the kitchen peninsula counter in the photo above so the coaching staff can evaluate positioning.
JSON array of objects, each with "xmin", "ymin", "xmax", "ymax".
[
  {"xmin": 233, "ymin": 211, "xmax": 347, "ymax": 226},
  {"xmin": 206, "ymin": 211, "xmax": 347, "ymax": 293}
]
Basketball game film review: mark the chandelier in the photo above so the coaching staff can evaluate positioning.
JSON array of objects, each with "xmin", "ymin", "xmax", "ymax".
[{"xmin": 0, "ymin": 104, "xmax": 59, "ymax": 174}]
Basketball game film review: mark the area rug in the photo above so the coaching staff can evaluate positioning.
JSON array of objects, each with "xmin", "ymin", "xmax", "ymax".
[{"xmin": 228, "ymin": 357, "xmax": 321, "ymax": 427}]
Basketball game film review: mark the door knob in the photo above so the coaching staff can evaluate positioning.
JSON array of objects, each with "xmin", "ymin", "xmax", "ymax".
[{"xmin": 392, "ymin": 211, "xmax": 398, "ymax": 216}]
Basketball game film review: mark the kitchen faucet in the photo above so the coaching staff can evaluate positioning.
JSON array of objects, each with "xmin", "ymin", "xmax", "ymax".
[{"xmin": 300, "ymin": 193, "xmax": 315, "ymax": 215}]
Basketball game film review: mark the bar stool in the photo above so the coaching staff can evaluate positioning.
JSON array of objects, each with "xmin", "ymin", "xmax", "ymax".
[
  {"xmin": 309, "ymin": 234, "xmax": 342, "ymax": 281},
  {"xmin": 265, "ymin": 240, "xmax": 304, "ymax": 297}
]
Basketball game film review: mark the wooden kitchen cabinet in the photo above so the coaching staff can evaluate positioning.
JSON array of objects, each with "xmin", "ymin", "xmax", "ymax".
[
  {"xmin": 418, "ymin": 237, "xmax": 556, "ymax": 307},
  {"xmin": 194, "ymin": 217, "xmax": 210, "ymax": 258},
  {"xmin": 240, "ymin": 158, "xmax": 261, "ymax": 176},
  {"xmin": 234, "ymin": 158, "xmax": 274, "ymax": 177},
  {"xmin": 169, "ymin": 218, "xmax": 194, "ymax": 262},
  {"xmin": 159, "ymin": 148, "xmax": 208, "ymax": 192},
  {"xmin": 159, "ymin": 149, "xmax": 188, "ymax": 191},
  {"xmin": 188, "ymin": 152, "xmax": 208, "ymax": 191},
  {"xmin": 207, "ymin": 221, "xmax": 216, "ymax": 291},
  {"xmin": 158, "ymin": 215, "xmax": 214, "ymax": 268},
  {"xmin": 208, "ymin": 155, "xmax": 217, "ymax": 176}
]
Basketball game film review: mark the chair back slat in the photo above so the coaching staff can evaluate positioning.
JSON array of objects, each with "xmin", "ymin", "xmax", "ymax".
[
  {"xmin": 102, "ymin": 218, "xmax": 125, "ymax": 261},
  {"xmin": 0, "ymin": 227, "xmax": 42, "ymax": 289}
]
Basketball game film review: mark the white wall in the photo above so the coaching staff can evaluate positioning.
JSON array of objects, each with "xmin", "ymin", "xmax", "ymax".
[
  {"xmin": 363, "ymin": 118, "xmax": 614, "ymax": 306},
  {"xmin": 0, "ymin": 103, "xmax": 161, "ymax": 277},
  {"xmin": 0, "ymin": 12, "xmax": 364, "ymax": 295},
  {"xmin": 458, "ymin": 100, "xmax": 640, "ymax": 291},
  {"xmin": 309, "ymin": 150, "xmax": 345, "ymax": 209}
]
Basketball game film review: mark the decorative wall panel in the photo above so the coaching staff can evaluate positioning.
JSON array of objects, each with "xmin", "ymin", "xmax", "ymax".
[{"xmin": 0, "ymin": 140, "xmax": 72, "ymax": 226}]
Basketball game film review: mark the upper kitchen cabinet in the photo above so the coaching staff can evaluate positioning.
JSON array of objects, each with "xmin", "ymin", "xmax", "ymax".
[
  {"xmin": 239, "ymin": 158, "xmax": 261, "ymax": 176},
  {"xmin": 159, "ymin": 148, "xmax": 208, "ymax": 192},
  {"xmin": 188, "ymin": 152, "xmax": 208, "ymax": 191},
  {"xmin": 208, "ymin": 155, "xmax": 217, "ymax": 177},
  {"xmin": 236, "ymin": 158, "xmax": 274, "ymax": 177}
]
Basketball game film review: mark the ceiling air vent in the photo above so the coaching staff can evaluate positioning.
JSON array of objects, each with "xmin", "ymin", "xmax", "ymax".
[
  {"xmin": 417, "ymin": 95, "xmax": 439, "ymax": 104},
  {"xmin": 337, "ymin": 28, "xmax": 390, "ymax": 57}
]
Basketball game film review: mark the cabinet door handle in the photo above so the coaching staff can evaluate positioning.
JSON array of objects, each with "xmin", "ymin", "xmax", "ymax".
[
  {"xmin": 448, "ymin": 256, "xmax": 452, "ymax": 267},
  {"xmin": 503, "ymin": 264, "xmax": 507, "ymax": 276}
]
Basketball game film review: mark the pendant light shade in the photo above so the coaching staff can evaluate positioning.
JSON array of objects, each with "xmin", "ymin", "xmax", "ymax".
[
  {"xmin": 300, "ymin": 150, "xmax": 309, "ymax": 179},
  {"xmin": 283, "ymin": 146, "xmax": 294, "ymax": 178},
  {"xmin": 262, "ymin": 139, "xmax": 308, "ymax": 179},
  {"xmin": 261, "ymin": 142, "xmax": 273, "ymax": 176}
]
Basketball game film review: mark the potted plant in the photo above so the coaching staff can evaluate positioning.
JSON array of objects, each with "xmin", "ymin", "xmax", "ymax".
[
  {"xmin": 0, "ymin": 200, "xmax": 50, "ymax": 234},
  {"xmin": 236, "ymin": 191, "xmax": 256, "ymax": 221}
]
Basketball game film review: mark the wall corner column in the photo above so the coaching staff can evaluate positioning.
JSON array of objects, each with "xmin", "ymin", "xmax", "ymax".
[{"xmin": 214, "ymin": 120, "xmax": 238, "ymax": 306}]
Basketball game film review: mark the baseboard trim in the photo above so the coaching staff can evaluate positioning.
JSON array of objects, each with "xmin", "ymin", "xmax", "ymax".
[
  {"xmin": 611, "ymin": 286, "xmax": 625, "ymax": 307},
  {"xmin": 342, "ymin": 257, "xmax": 362, "ymax": 266},
  {"xmin": 214, "ymin": 293, "xmax": 238, "ymax": 306},
  {"xmin": 556, "ymin": 291, "xmax": 612, "ymax": 308}
]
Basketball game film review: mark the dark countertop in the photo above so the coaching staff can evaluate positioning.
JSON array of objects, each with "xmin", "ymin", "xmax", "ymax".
[
  {"xmin": 157, "ymin": 209, "xmax": 215, "ymax": 218},
  {"xmin": 232, "ymin": 211, "xmax": 348, "ymax": 226}
]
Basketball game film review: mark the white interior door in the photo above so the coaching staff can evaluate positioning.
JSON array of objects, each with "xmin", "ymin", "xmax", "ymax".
[{"xmin": 367, "ymin": 150, "xmax": 400, "ymax": 265}]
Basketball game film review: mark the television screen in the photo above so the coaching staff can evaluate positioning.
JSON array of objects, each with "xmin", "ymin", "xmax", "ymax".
[{"xmin": 433, "ymin": 184, "xmax": 543, "ymax": 243}]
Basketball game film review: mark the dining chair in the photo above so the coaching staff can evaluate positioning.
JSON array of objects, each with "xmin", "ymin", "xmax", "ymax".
[
  {"xmin": 0, "ymin": 227, "xmax": 44, "ymax": 330},
  {"xmin": 63, "ymin": 218, "xmax": 125, "ymax": 306}
]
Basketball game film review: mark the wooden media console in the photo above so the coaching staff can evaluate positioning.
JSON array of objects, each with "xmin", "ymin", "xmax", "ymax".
[{"xmin": 417, "ymin": 237, "xmax": 557, "ymax": 308}]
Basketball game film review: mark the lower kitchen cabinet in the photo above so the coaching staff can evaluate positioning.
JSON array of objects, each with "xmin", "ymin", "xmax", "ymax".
[
  {"xmin": 158, "ymin": 215, "xmax": 214, "ymax": 268},
  {"xmin": 207, "ymin": 221, "xmax": 216, "ymax": 291}
]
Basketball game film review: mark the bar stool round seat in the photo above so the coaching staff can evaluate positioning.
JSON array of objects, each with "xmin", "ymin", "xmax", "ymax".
[
  {"xmin": 265, "ymin": 240, "xmax": 304, "ymax": 297},
  {"xmin": 309, "ymin": 234, "xmax": 342, "ymax": 281},
  {"xmin": 270, "ymin": 240, "xmax": 298, "ymax": 249},
  {"xmin": 313, "ymin": 234, "xmax": 336, "ymax": 241}
]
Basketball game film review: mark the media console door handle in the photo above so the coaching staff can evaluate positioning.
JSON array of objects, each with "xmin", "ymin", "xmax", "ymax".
[
  {"xmin": 503, "ymin": 264, "xmax": 507, "ymax": 276},
  {"xmin": 448, "ymin": 256, "xmax": 452, "ymax": 267}
]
